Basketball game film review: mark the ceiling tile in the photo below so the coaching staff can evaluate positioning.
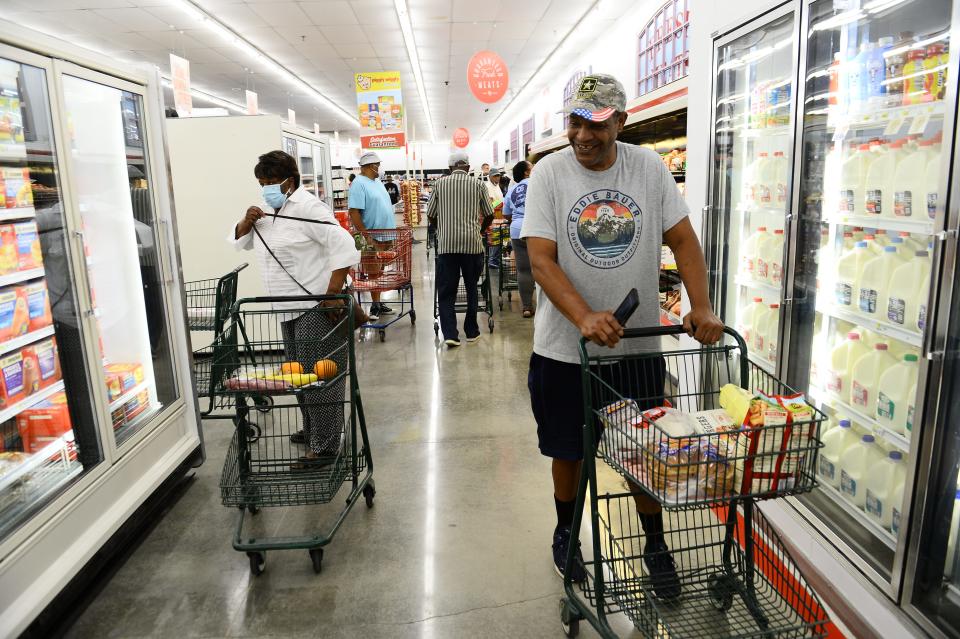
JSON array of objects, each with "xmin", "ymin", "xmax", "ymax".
[
  {"xmin": 450, "ymin": 21, "xmax": 492, "ymax": 40},
  {"xmin": 451, "ymin": 0, "xmax": 500, "ymax": 22},
  {"xmin": 319, "ymin": 24, "xmax": 368, "ymax": 44},
  {"xmin": 140, "ymin": 6, "xmax": 194, "ymax": 29},
  {"xmin": 299, "ymin": 1, "xmax": 358, "ymax": 25},
  {"xmin": 93, "ymin": 7, "xmax": 171, "ymax": 30},
  {"xmin": 138, "ymin": 29, "xmax": 208, "ymax": 51},
  {"xmin": 277, "ymin": 25, "xmax": 328, "ymax": 47},
  {"xmin": 485, "ymin": 39, "xmax": 525, "ymax": 54},
  {"xmin": 205, "ymin": 3, "xmax": 268, "ymax": 28},
  {"xmin": 490, "ymin": 20, "xmax": 536, "ymax": 39},
  {"xmin": 349, "ymin": 0, "xmax": 399, "ymax": 26},
  {"xmin": 494, "ymin": 0, "xmax": 549, "ymax": 21},
  {"xmin": 372, "ymin": 44, "xmax": 407, "ymax": 58},
  {"xmin": 247, "ymin": 2, "xmax": 310, "ymax": 26},
  {"xmin": 449, "ymin": 40, "xmax": 487, "ymax": 56},
  {"xmin": 333, "ymin": 42, "xmax": 376, "ymax": 59}
]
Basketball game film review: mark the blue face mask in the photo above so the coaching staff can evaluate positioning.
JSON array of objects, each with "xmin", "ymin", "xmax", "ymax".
[{"xmin": 262, "ymin": 182, "xmax": 289, "ymax": 209}]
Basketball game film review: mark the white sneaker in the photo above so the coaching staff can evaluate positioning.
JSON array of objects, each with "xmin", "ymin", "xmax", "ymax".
[
  {"xmin": 444, "ymin": 338, "xmax": 461, "ymax": 348},
  {"xmin": 466, "ymin": 334, "xmax": 481, "ymax": 343}
]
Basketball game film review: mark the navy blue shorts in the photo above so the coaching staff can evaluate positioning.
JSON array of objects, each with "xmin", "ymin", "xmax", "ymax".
[{"xmin": 528, "ymin": 352, "xmax": 667, "ymax": 461}]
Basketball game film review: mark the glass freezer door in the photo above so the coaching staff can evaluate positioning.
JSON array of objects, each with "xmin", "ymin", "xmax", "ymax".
[
  {"xmin": 0, "ymin": 50, "xmax": 101, "ymax": 544},
  {"xmin": 708, "ymin": 9, "xmax": 797, "ymax": 375},
  {"xmin": 787, "ymin": 0, "xmax": 954, "ymax": 586},
  {"xmin": 60, "ymin": 73, "xmax": 179, "ymax": 449}
]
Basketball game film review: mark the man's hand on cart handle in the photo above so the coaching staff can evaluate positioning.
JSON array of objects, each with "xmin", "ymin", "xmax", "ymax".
[
  {"xmin": 579, "ymin": 310, "xmax": 624, "ymax": 348},
  {"xmin": 683, "ymin": 306, "xmax": 724, "ymax": 345},
  {"xmin": 235, "ymin": 206, "xmax": 265, "ymax": 238}
]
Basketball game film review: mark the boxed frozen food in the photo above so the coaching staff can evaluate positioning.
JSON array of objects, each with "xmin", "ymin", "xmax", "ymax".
[
  {"xmin": 0, "ymin": 224, "xmax": 16, "ymax": 274},
  {"xmin": 24, "ymin": 281, "xmax": 52, "ymax": 332},
  {"xmin": 104, "ymin": 363, "xmax": 144, "ymax": 400},
  {"xmin": 124, "ymin": 389, "xmax": 150, "ymax": 422},
  {"xmin": 16, "ymin": 391, "xmax": 72, "ymax": 454},
  {"xmin": 0, "ymin": 285, "xmax": 29, "ymax": 341},
  {"xmin": 13, "ymin": 221, "xmax": 41, "ymax": 270},
  {"xmin": 28, "ymin": 338, "xmax": 60, "ymax": 388},
  {"xmin": 0, "ymin": 351, "xmax": 26, "ymax": 407},
  {"xmin": 20, "ymin": 347, "xmax": 40, "ymax": 395}
]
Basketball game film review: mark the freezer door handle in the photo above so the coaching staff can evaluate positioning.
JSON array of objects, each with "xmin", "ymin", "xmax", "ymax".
[
  {"xmin": 924, "ymin": 229, "xmax": 956, "ymax": 360},
  {"xmin": 158, "ymin": 218, "xmax": 175, "ymax": 285},
  {"xmin": 73, "ymin": 230, "xmax": 97, "ymax": 317}
]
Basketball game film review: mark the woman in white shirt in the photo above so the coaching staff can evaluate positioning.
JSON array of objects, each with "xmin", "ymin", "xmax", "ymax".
[{"xmin": 230, "ymin": 150, "xmax": 360, "ymax": 466}]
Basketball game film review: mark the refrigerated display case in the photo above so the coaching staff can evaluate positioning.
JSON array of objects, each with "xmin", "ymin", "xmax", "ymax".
[
  {"xmin": 282, "ymin": 126, "xmax": 332, "ymax": 206},
  {"xmin": 704, "ymin": 0, "xmax": 960, "ymax": 617},
  {"xmin": 0, "ymin": 26, "xmax": 201, "ymax": 635}
]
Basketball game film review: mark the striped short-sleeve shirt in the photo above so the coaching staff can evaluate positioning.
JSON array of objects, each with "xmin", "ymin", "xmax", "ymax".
[{"xmin": 426, "ymin": 170, "xmax": 495, "ymax": 255}]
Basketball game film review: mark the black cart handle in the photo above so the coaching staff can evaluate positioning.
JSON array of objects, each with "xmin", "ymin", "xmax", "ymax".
[{"xmin": 622, "ymin": 325, "xmax": 748, "ymax": 351}]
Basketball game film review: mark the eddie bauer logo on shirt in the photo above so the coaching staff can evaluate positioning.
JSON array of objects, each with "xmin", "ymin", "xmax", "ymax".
[{"xmin": 567, "ymin": 189, "xmax": 642, "ymax": 268}]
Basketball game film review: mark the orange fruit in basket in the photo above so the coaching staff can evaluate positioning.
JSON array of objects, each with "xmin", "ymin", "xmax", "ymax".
[
  {"xmin": 280, "ymin": 362, "xmax": 303, "ymax": 375},
  {"xmin": 313, "ymin": 359, "xmax": 338, "ymax": 379}
]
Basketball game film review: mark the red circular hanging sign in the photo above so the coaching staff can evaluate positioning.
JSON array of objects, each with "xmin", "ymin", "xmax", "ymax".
[
  {"xmin": 467, "ymin": 50, "xmax": 509, "ymax": 104},
  {"xmin": 453, "ymin": 128, "xmax": 470, "ymax": 148}
]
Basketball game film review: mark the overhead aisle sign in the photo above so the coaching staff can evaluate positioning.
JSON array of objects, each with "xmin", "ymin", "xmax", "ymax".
[{"xmin": 355, "ymin": 71, "xmax": 405, "ymax": 149}]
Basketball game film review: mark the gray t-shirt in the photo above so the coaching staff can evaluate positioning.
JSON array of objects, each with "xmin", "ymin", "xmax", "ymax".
[{"xmin": 521, "ymin": 142, "xmax": 688, "ymax": 364}]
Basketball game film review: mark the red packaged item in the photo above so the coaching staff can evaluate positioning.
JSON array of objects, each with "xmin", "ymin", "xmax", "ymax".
[
  {"xmin": 24, "ymin": 281, "xmax": 52, "ymax": 332},
  {"xmin": 20, "ymin": 346, "xmax": 41, "ymax": 396},
  {"xmin": 0, "ymin": 225, "xmax": 16, "ymax": 274},
  {"xmin": 16, "ymin": 391, "xmax": 72, "ymax": 454},
  {"xmin": 104, "ymin": 363, "xmax": 144, "ymax": 401}
]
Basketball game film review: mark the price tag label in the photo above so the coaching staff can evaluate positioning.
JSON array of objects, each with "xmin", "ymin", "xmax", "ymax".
[
  {"xmin": 884, "ymin": 115, "xmax": 906, "ymax": 136},
  {"xmin": 832, "ymin": 123, "xmax": 849, "ymax": 142},
  {"xmin": 909, "ymin": 113, "xmax": 930, "ymax": 135}
]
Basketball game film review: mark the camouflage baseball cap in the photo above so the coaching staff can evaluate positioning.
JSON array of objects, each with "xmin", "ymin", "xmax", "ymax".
[{"xmin": 560, "ymin": 73, "xmax": 627, "ymax": 122}]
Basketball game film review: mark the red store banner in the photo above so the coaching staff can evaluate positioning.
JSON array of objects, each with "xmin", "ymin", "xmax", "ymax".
[{"xmin": 467, "ymin": 50, "xmax": 509, "ymax": 104}]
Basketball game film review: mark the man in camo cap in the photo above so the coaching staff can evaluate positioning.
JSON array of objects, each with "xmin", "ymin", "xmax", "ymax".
[{"xmin": 521, "ymin": 73, "xmax": 723, "ymax": 598}]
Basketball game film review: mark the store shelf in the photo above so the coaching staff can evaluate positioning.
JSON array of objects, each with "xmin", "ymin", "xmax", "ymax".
[
  {"xmin": 0, "ymin": 207, "xmax": 36, "ymax": 222},
  {"xmin": 736, "ymin": 203, "xmax": 787, "ymax": 216},
  {"xmin": 0, "ymin": 268, "xmax": 45, "ymax": 289},
  {"xmin": 808, "ymin": 385, "xmax": 911, "ymax": 453},
  {"xmin": 108, "ymin": 380, "xmax": 150, "ymax": 412},
  {"xmin": 828, "ymin": 101, "xmax": 943, "ymax": 132},
  {"xmin": 817, "ymin": 480, "xmax": 898, "ymax": 551},
  {"xmin": 815, "ymin": 302, "xmax": 923, "ymax": 348},
  {"xmin": 743, "ymin": 124, "xmax": 793, "ymax": 138},
  {"xmin": 822, "ymin": 213, "xmax": 935, "ymax": 236},
  {"xmin": 0, "ymin": 144, "xmax": 27, "ymax": 162},
  {"xmin": 735, "ymin": 275, "xmax": 781, "ymax": 297},
  {"xmin": 659, "ymin": 308, "xmax": 682, "ymax": 327},
  {"xmin": 0, "ymin": 325, "xmax": 56, "ymax": 358},
  {"xmin": 0, "ymin": 380, "xmax": 65, "ymax": 425},
  {"xmin": 0, "ymin": 430, "xmax": 77, "ymax": 497}
]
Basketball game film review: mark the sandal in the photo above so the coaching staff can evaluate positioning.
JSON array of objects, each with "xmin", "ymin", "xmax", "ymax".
[
  {"xmin": 289, "ymin": 430, "xmax": 306, "ymax": 444},
  {"xmin": 522, "ymin": 309, "xmax": 534, "ymax": 318},
  {"xmin": 290, "ymin": 455, "xmax": 335, "ymax": 470}
]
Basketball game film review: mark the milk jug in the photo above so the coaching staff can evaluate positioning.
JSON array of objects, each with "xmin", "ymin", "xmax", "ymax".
[
  {"xmin": 840, "ymin": 144, "xmax": 871, "ymax": 215},
  {"xmin": 924, "ymin": 149, "xmax": 942, "ymax": 220},
  {"xmin": 890, "ymin": 477, "xmax": 905, "ymax": 536},
  {"xmin": 754, "ymin": 152, "xmax": 773, "ymax": 204},
  {"xmin": 893, "ymin": 139, "xmax": 935, "ymax": 217},
  {"xmin": 737, "ymin": 297, "xmax": 765, "ymax": 349},
  {"xmin": 865, "ymin": 142, "xmax": 894, "ymax": 216},
  {"xmin": 819, "ymin": 419, "xmax": 858, "ymax": 489},
  {"xmin": 757, "ymin": 229, "xmax": 784, "ymax": 284},
  {"xmin": 905, "ymin": 381, "xmax": 918, "ymax": 440},
  {"xmin": 877, "ymin": 354, "xmax": 920, "ymax": 435},
  {"xmin": 851, "ymin": 343, "xmax": 896, "ymax": 411},
  {"xmin": 835, "ymin": 241, "xmax": 872, "ymax": 308},
  {"xmin": 840, "ymin": 434, "xmax": 885, "ymax": 509},
  {"xmin": 771, "ymin": 151, "xmax": 789, "ymax": 204},
  {"xmin": 755, "ymin": 303, "xmax": 780, "ymax": 362},
  {"xmin": 741, "ymin": 227, "xmax": 769, "ymax": 279},
  {"xmin": 859, "ymin": 246, "xmax": 900, "ymax": 316},
  {"xmin": 826, "ymin": 331, "xmax": 870, "ymax": 397},
  {"xmin": 886, "ymin": 250, "xmax": 931, "ymax": 328},
  {"xmin": 865, "ymin": 451, "xmax": 906, "ymax": 529}
]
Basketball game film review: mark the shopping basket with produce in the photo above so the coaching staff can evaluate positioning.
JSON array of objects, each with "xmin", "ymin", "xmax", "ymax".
[
  {"xmin": 348, "ymin": 226, "xmax": 415, "ymax": 342},
  {"xmin": 432, "ymin": 236, "xmax": 495, "ymax": 336},
  {"xmin": 213, "ymin": 295, "xmax": 375, "ymax": 576},
  {"xmin": 559, "ymin": 325, "xmax": 830, "ymax": 638}
]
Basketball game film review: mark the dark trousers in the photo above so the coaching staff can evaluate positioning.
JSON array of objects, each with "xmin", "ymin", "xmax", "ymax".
[{"xmin": 437, "ymin": 252, "xmax": 484, "ymax": 341}]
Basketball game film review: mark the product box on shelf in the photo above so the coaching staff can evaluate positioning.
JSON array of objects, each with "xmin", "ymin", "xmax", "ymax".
[
  {"xmin": 13, "ymin": 221, "xmax": 41, "ymax": 270},
  {"xmin": 16, "ymin": 391, "xmax": 71, "ymax": 454},
  {"xmin": 0, "ymin": 350, "xmax": 26, "ymax": 407},
  {"xmin": 23, "ymin": 281, "xmax": 52, "ymax": 332},
  {"xmin": 27, "ymin": 338, "xmax": 59, "ymax": 389},
  {"xmin": 0, "ymin": 285, "xmax": 28, "ymax": 341},
  {"xmin": 0, "ymin": 92, "xmax": 25, "ymax": 147},
  {"xmin": 20, "ymin": 346, "xmax": 41, "ymax": 396},
  {"xmin": 2, "ymin": 168, "xmax": 32, "ymax": 210},
  {"xmin": 0, "ymin": 224, "xmax": 16, "ymax": 274},
  {"xmin": 104, "ymin": 362, "xmax": 144, "ymax": 401}
]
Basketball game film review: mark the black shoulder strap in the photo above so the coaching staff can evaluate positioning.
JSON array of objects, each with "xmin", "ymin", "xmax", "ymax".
[{"xmin": 252, "ymin": 224, "xmax": 313, "ymax": 295}]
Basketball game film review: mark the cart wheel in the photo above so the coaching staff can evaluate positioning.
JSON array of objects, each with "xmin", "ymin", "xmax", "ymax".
[
  {"xmin": 433, "ymin": 321, "xmax": 439, "ymax": 336},
  {"xmin": 498, "ymin": 298, "xmax": 504, "ymax": 310},
  {"xmin": 409, "ymin": 309, "xmax": 416, "ymax": 324},
  {"xmin": 245, "ymin": 423, "xmax": 261, "ymax": 443},
  {"xmin": 309, "ymin": 548, "xmax": 324, "ymax": 574},
  {"xmin": 248, "ymin": 551, "xmax": 265, "ymax": 576},
  {"xmin": 363, "ymin": 480, "xmax": 376, "ymax": 508},
  {"xmin": 378, "ymin": 329, "xmax": 386, "ymax": 342},
  {"xmin": 559, "ymin": 598, "xmax": 581, "ymax": 638},
  {"xmin": 488, "ymin": 317, "xmax": 495, "ymax": 333},
  {"xmin": 253, "ymin": 395, "xmax": 273, "ymax": 413},
  {"xmin": 247, "ymin": 504, "xmax": 259, "ymax": 515},
  {"xmin": 707, "ymin": 573, "xmax": 735, "ymax": 612}
]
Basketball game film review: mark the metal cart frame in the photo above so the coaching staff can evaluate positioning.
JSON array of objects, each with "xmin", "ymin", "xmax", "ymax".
[
  {"xmin": 559, "ymin": 325, "xmax": 830, "ymax": 638},
  {"xmin": 214, "ymin": 295, "xmax": 375, "ymax": 576},
  {"xmin": 496, "ymin": 235, "xmax": 518, "ymax": 311},
  {"xmin": 349, "ymin": 226, "xmax": 416, "ymax": 342},
  {"xmin": 432, "ymin": 240, "xmax": 495, "ymax": 336}
]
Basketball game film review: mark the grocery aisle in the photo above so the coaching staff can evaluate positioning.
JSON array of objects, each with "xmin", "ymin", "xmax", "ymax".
[{"xmin": 61, "ymin": 234, "xmax": 632, "ymax": 638}]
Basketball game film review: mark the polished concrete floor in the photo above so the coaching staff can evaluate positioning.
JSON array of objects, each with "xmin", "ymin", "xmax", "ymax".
[{"xmin": 64, "ymin": 232, "xmax": 643, "ymax": 638}]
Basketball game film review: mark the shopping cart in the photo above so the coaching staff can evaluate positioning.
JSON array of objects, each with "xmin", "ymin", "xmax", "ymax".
[
  {"xmin": 432, "ymin": 239, "xmax": 495, "ymax": 336},
  {"xmin": 490, "ymin": 228, "xmax": 518, "ymax": 311},
  {"xmin": 560, "ymin": 325, "xmax": 830, "ymax": 638},
  {"xmin": 349, "ymin": 226, "xmax": 416, "ymax": 342},
  {"xmin": 213, "ymin": 295, "xmax": 375, "ymax": 576}
]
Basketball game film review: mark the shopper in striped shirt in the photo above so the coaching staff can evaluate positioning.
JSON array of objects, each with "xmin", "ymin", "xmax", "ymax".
[{"xmin": 427, "ymin": 152, "xmax": 495, "ymax": 347}]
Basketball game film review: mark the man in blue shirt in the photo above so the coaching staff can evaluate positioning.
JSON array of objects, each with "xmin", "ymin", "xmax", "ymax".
[{"xmin": 349, "ymin": 151, "xmax": 397, "ymax": 318}]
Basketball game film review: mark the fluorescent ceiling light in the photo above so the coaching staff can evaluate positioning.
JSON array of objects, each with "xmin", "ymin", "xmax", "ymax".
[
  {"xmin": 394, "ymin": 0, "xmax": 435, "ymax": 143},
  {"xmin": 172, "ymin": 0, "xmax": 357, "ymax": 127}
]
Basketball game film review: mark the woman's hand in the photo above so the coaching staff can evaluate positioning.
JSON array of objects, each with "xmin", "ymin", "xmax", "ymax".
[{"xmin": 235, "ymin": 206, "xmax": 265, "ymax": 238}]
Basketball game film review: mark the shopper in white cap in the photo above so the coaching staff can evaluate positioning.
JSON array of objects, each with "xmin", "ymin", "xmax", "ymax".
[
  {"xmin": 427, "ymin": 152, "xmax": 495, "ymax": 347},
  {"xmin": 348, "ymin": 151, "xmax": 397, "ymax": 318}
]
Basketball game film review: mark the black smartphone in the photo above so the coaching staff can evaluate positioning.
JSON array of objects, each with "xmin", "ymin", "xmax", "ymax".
[{"xmin": 614, "ymin": 288, "xmax": 640, "ymax": 327}]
